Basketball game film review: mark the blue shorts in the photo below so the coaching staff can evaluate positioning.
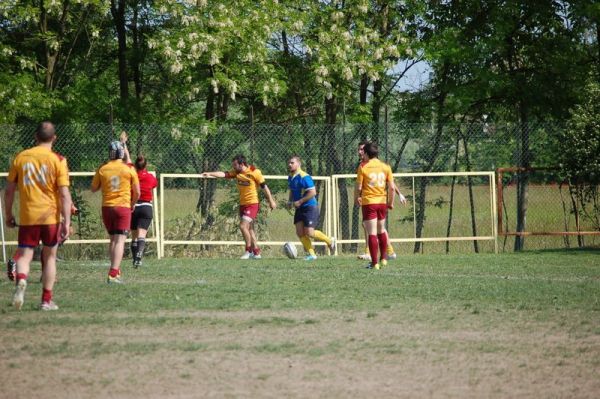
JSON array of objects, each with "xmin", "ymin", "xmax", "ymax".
[{"xmin": 294, "ymin": 206, "xmax": 320, "ymax": 228}]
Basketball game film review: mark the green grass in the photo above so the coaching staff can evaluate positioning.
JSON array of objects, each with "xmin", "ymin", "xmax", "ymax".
[
  {"xmin": 1, "ymin": 251, "xmax": 599, "ymax": 397},
  {"xmin": 1, "ymin": 250, "xmax": 598, "ymax": 316}
]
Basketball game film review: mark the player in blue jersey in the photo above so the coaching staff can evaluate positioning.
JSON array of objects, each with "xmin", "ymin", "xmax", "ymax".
[{"xmin": 287, "ymin": 156, "xmax": 336, "ymax": 260}]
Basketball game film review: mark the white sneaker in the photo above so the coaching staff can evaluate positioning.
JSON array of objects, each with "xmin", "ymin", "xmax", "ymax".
[
  {"xmin": 252, "ymin": 253, "xmax": 262, "ymax": 259},
  {"xmin": 328, "ymin": 237, "xmax": 337, "ymax": 254},
  {"xmin": 388, "ymin": 253, "xmax": 397, "ymax": 260},
  {"xmin": 357, "ymin": 253, "xmax": 371, "ymax": 261},
  {"xmin": 12, "ymin": 279, "xmax": 27, "ymax": 311},
  {"xmin": 40, "ymin": 301, "xmax": 59, "ymax": 311},
  {"xmin": 240, "ymin": 252, "xmax": 253, "ymax": 260}
]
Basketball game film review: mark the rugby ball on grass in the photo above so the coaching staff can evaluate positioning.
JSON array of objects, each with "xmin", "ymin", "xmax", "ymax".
[{"xmin": 283, "ymin": 242, "xmax": 298, "ymax": 259}]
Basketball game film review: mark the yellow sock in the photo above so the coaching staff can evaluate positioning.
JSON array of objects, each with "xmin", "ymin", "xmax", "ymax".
[
  {"xmin": 313, "ymin": 230, "xmax": 331, "ymax": 246},
  {"xmin": 299, "ymin": 235, "xmax": 315, "ymax": 255},
  {"xmin": 364, "ymin": 245, "xmax": 369, "ymax": 254},
  {"xmin": 387, "ymin": 244, "xmax": 395, "ymax": 255}
]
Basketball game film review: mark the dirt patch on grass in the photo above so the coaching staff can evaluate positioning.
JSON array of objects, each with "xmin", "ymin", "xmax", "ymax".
[{"xmin": 1, "ymin": 309, "xmax": 599, "ymax": 398}]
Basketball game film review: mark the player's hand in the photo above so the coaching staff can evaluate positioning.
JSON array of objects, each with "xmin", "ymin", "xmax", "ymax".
[
  {"xmin": 293, "ymin": 200, "xmax": 302, "ymax": 209},
  {"xmin": 269, "ymin": 200, "xmax": 277, "ymax": 210},
  {"xmin": 286, "ymin": 201, "xmax": 293, "ymax": 210},
  {"xmin": 5, "ymin": 214, "xmax": 16, "ymax": 228},
  {"xmin": 120, "ymin": 131, "xmax": 128, "ymax": 144},
  {"xmin": 398, "ymin": 193, "xmax": 407, "ymax": 205},
  {"xmin": 355, "ymin": 197, "xmax": 362, "ymax": 207},
  {"xmin": 60, "ymin": 222, "xmax": 71, "ymax": 241},
  {"xmin": 387, "ymin": 202, "xmax": 394, "ymax": 210}
]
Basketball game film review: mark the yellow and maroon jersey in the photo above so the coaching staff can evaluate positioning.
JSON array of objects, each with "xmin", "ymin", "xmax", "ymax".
[
  {"xmin": 224, "ymin": 165, "xmax": 265, "ymax": 206},
  {"xmin": 92, "ymin": 160, "xmax": 139, "ymax": 207},
  {"xmin": 356, "ymin": 158, "xmax": 393, "ymax": 205},
  {"xmin": 7, "ymin": 146, "xmax": 70, "ymax": 226}
]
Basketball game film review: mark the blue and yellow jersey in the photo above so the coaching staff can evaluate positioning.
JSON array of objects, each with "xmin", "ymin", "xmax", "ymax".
[{"xmin": 288, "ymin": 169, "xmax": 318, "ymax": 208}]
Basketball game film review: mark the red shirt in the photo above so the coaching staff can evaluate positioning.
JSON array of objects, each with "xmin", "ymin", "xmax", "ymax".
[{"xmin": 137, "ymin": 169, "xmax": 157, "ymax": 202}]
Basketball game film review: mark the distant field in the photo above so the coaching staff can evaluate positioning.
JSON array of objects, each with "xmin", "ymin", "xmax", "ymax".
[
  {"xmin": 2, "ymin": 182, "xmax": 598, "ymax": 259},
  {"xmin": 1, "ymin": 251, "xmax": 598, "ymax": 398}
]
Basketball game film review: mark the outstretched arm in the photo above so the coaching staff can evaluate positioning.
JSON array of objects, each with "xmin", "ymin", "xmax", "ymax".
[{"xmin": 200, "ymin": 171, "xmax": 226, "ymax": 178}]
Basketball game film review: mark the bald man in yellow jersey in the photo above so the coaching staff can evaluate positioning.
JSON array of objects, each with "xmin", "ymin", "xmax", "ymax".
[
  {"xmin": 354, "ymin": 142, "xmax": 395, "ymax": 270},
  {"xmin": 4, "ymin": 121, "xmax": 73, "ymax": 310},
  {"xmin": 201, "ymin": 154, "xmax": 277, "ymax": 259},
  {"xmin": 92, "ymin": 141, "xmax": 140, "ymax": 283}
]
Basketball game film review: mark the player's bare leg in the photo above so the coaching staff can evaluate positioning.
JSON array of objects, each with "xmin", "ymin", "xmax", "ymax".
[
  {"xmin": 363, "ymin": 218, "xmax": 380, "ymax": 269},
  {"xmin": 40, "ymin": 245, "xmax": 59, "ymax": 310},
  {"xmin": 239, "ymin": 220, "xmax": 254, "ymax": 259},
  {"xmin": 249, "ymin": 222, "xmax": 261, "ymax": 259},
  {"xmin": 13, "ymin": 247, "xmax": 34, "ymax": 310},
  {"xmin": 360, "ymin": 227, "xmax": 395, "ymax": 260},
  {"xmin": 107, "ymin": 234, "xmax": 126, "ymax": 283},
  {"xmin": 377, "ymin": 219, "xmax": 389, "ymax": 267}
]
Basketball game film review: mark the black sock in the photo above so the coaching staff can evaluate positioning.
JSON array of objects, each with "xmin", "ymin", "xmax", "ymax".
[
  {"xmin": 131, "ymin": 240, "xmax": 138, "ymax": 259},
  {"xmin": 136, "ymin": 238, "xmax": 146, "ymax": 261}
]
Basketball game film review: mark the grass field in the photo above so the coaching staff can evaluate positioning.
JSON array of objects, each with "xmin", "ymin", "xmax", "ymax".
[{"xmin": 1, "ymin": 250, "xmax": 599, "ymax": 398}]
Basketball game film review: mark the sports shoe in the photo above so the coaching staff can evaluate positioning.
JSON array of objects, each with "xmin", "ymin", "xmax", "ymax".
[
  {"xmin": 365, "ymin": 263, "xmax": 373, "ymax": 269},
  {"xmin": 240, "ymin": 252, "xmax": 253, "ymax": 259},
  {"xmin": 12, "ymin": 279, "xmax": 27, "ymax": 310},
  {"xmin": 380, "ymin": 259, "xmax": 388, "ymax": 268},
  {"xmin": 7, "ymin": 259, "xmax": 16, "ymax": 281},
  {"xmin": 373, "ymin": 263, "xmax": 380, "ymax": 270},
  {"xmin": 328, "ymin": 237, "xmax": 337, "ymax": 254},
  {"xmin": 107, "ymin": 273, "xmax": 123, "ymax": 284},
  {"xmin": 40, "ymin": 301, "xmax": 59, "ymax": 311},
  {"xmin": 251, "ymin": 253, "xmax": 262, "ymax": 259},
  {"xmin": 304, "ymin": 254, "xmax": 317, "ymax": 261},
  {"xmin": 358, "ymin": 253, "xmax": 371, "ymax": 261},
  {"xmin": 388, "ymin": 252, "xmax": 397, "ymax": 260},
  {"xmin": 133, "ymin": 258, "xmax": 142, "ymax": 268}
]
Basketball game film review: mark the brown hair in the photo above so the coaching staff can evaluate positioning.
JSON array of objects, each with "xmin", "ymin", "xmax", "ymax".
[{"xmin": 135, "ymin": 155, "xmax": 147, "ymax": 170}]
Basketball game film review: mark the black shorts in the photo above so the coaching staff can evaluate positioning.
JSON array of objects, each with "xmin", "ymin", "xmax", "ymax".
[
  {"xmin": 131, "ymin": 202, "xmax": 153, "ymax": 230},
  {"xmin": 293, "ymin": 206, "xmax": 320, "ymax": 228}
]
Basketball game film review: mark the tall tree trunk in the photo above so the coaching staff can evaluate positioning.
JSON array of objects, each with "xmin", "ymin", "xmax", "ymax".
[
  {"xmin": 371, "ymin": 79, "xmax": 383, "ymax": 141},
  {"xmin": 445, "ymin": 137, "xmax": 460, "ymax": 253},
  {"xmin": 39, "ymin": 0, "xmax": 69, "ymax": 90},
  {"xmin": 514, "ymin": 103, "xmax": 529, "ymax": 251},
  {"xmin": 111, "ymin": 0, "xmax": 129, "ymax": 104},
  {"xmin": 326, "ymin": 97, "xmax": 349, "ymax": 249},
  {"xmin": 462, "ymin": 133, "xmax": 479, "ymax": 252},
  {"xmin": 132, "ymin": 4, "xmax": 143, "ymax": 103}
]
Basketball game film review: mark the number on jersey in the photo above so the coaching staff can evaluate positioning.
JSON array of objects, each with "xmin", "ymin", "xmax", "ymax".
[{"xmin": 368, "ymin": 172, "xmax": 386, "ymax": 188}]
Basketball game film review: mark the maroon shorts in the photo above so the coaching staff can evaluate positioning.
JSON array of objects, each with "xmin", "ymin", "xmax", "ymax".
[
  {"xmin": 102, "ymin": 206, "xmax": 131, "ymax": 235},
  {"xmin": 18, "ymin": 224, "xmax": 60, "ymax": 247},
  {"xmin": 362, "ymin": 204, "xmax": 388, "ymax": 221},
  {"xmin": 239, "ymin": 203, "xmax": 259, "ymax": 221}
]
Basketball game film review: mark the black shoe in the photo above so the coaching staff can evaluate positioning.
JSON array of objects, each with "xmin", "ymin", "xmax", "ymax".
[
  {"xmin": 133, "ymin": 258, "xmax": 142, "ymax": 268},
  {"xmin": 7, "ymin": 259, "xmax": 16, "ymax": 281}
]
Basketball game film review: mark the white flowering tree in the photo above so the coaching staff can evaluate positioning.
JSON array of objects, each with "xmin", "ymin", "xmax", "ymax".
[{"xmin": 150, "ymin": 0, "xmax": 285, "ymax": 122}]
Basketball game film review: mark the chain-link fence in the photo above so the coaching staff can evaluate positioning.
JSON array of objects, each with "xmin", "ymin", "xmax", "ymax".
[{"xmin": 1, "ymin": 122, "xmax": 598, "ymax": 256}]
